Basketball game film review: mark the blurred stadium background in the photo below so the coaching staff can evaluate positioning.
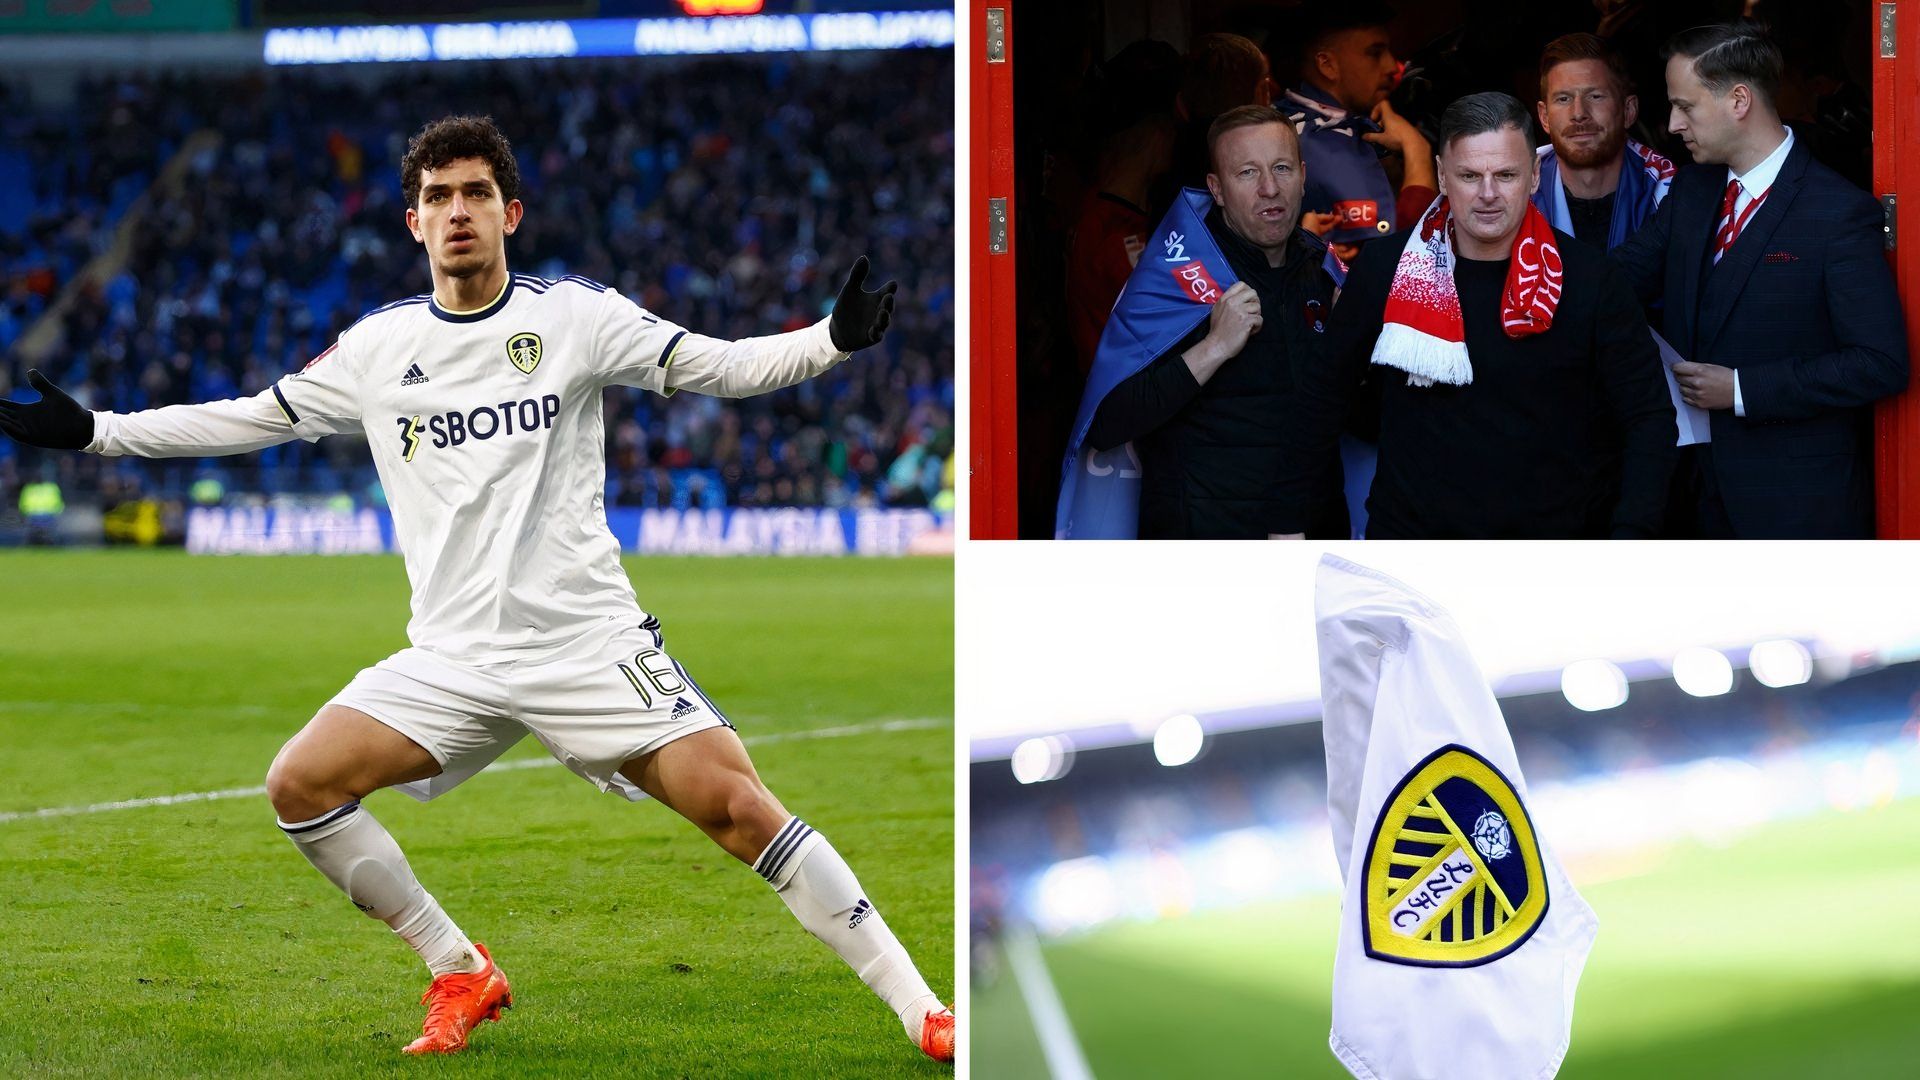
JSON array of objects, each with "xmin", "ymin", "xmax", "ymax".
[
  {"xmin": 0, "ymin": 0, "xmax": 953, "ymax": 554},
  {"xmin": 965, "ymin": 545, "xmax": 1920, "ymax": 1079}
]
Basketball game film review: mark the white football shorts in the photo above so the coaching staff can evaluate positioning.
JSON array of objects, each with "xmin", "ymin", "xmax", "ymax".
[{"xmin": 328, "ymin": 615, "xmax": 732, "ymax": 802}]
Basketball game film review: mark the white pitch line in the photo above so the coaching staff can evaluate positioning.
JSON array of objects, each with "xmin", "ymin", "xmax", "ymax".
[
  {"xmin": 1004, "ymin": 924, "xmax": 1097, "ymax": 1080},
  {"xmin": 0, "ymin": 717, "xmax": 948, "ymax": 825}
]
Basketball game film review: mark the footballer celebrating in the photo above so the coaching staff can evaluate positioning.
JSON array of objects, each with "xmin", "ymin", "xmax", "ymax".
[{"xmin": 0, "ymin": 116, "xmax": 953, "ymax": 1063}]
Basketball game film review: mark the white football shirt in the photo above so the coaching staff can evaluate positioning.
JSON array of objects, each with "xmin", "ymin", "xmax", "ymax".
[{"xmin": 88, "ymin": 272, "xmax": 849, "ymax": 661}]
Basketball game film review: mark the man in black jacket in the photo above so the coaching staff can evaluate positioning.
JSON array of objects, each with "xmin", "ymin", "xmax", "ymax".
[
  {"xmin": 1087, "ymin": 104, "xmax": 1346, "ymax": 539},
  {"xmin": 1295, "ymin": 92, "xmax": 1676, "ymax": 538}
]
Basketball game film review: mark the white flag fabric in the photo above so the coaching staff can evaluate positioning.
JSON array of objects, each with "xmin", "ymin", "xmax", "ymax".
[{"xmin": 1316, "ymin": 555, "xmax": 1597, "ymax": 1080}]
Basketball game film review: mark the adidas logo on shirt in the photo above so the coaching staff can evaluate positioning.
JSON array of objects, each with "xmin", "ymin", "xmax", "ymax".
[
  {"xmin": 848, "ymin": 898, "xmax": 873, "ymax": 929},
  {"xmin": 671, "ymin": 697, "xmax": 698, "ymax": 721},
  {"xmin": 401, "ymin": 363, "xmax": 430, "ymax": 386}
]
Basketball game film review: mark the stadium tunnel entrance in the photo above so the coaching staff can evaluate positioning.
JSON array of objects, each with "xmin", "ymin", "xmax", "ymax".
[{"xmin": 969, "ymin": 0, "xmax": 1920, "ymax": 538}]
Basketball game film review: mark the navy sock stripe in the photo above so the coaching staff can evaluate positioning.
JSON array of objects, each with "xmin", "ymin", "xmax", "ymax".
[
  {"xmin": 760, "ymin": 828, "xmax": 804, "ymax": 881},
  {"xmin": 764, "ymin": 825, "xmax": 814, "ymax": 881},
  {"xmin": 755, "ymin": 818, "xmax": 803, "ymax": 873},
  {"xmin": 756, "ymin": 818, "xmax": 808, "ymax": 878},
  {"xmin": 279, "ymin": 800, "xmax": 360, "ymax": 835},
  {"xmin": 760, "ymin": 821, "xmax": 815, "ymax": 881}
]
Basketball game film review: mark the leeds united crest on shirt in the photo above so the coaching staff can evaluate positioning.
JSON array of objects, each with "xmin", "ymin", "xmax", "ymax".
[{"xmin": 507, "ymin": 332, "xmax": 543, "ymax": 375}]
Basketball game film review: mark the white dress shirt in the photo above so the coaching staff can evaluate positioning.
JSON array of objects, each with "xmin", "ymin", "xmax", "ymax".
[{"xmin": 1728, "ymin": 126, "xmax": 1795, "ymax": 417}]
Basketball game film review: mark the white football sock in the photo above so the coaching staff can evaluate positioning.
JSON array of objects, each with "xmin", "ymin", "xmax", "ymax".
[
  {"xmin": 277, "ymin": 801, "xmax": 485, "ymax": 978},
  {"xmin": 754, "ymin": 817, "xmax": 943, "ymax": 1042}
]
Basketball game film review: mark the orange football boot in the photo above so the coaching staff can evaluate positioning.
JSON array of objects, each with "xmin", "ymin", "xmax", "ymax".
[
  {"xmin": 401, "ymin": 942, "xmax": 512, "ymax": 1055},
  {"xmin": 919, "ymin": 1005, "xmax": 955, "ymax": 1063}
]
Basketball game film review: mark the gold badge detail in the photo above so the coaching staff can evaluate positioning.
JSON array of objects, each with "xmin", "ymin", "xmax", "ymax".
[
  {"xmin": 1361, "ymin": 744, "xmax": 1548, "ymax": 967},
  {"xmin": 507, "ymin": 332, "xmax": 543, "ymax": 375}
]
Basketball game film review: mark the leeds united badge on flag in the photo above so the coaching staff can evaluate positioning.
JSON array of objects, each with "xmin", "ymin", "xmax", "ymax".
[{"xmin": 1362, "ymin": 744, "xmax": 1546, "ymax": 966}]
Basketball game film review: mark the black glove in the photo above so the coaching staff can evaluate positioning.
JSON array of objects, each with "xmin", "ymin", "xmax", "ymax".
[
  {"xmin": 0, "ymin": 370, "xmax": 95, "ymax": 450},
  {"xmin": 828, "ymin": 256, "xmax": 898, "ymax": 353}
]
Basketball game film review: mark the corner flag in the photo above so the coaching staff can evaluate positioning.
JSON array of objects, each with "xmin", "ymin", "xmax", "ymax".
[{"xmin": 1315, "ymin": 555, "xmax": 1597, "ymax": 1079}]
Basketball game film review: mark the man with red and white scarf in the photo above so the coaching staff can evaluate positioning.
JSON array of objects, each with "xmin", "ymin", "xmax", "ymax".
[{"xmin": 1293, "ymin": 91, "xmax": 1676, "ymax": 537}]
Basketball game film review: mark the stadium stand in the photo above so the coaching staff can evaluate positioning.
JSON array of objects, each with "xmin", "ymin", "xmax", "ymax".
[
  {"xmin": 0, "ymin": 52, "xmax": 954, "ymax": 524},
  {"xmin": 971, "ymin": 657, "xmax": 1920, "ymax": 912}
]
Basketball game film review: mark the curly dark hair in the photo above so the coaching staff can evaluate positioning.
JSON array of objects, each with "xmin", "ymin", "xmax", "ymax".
[{"xmin": 400, "ymin": 115, "xmax": 522, "ymax": 209}]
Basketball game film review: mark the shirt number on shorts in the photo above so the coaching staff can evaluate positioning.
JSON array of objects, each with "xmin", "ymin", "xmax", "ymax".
[{"xmin": 617, "ymin": 648, "xmax": 687, "ymax": 707}]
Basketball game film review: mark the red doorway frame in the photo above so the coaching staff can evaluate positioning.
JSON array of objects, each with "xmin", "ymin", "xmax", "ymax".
[
  {"xmin": 1873, "ymin": 2, "xmax": 1920, "ymax": 537},
  {"xmin": 969, "ymin": 1, "xmax": 1019, "ymax": 539}
]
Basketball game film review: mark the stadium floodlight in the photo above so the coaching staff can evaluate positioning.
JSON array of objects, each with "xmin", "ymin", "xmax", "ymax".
[
  {"xmin": 1034, "ymin": 856, "xmax": 1120, "ymax": 934},
  {"xmin": 1560, "ymin": 658, "xmax": 1628, "ymax": 712},
  {"xmin": 1748, "ymin": 638, "xmax": 1813, "ymax": 688},
  {"xmin": 1152, "ymin": 714, "xmax": 1204, "ymax": 767},
  {"xmin": 1672, "ymin": 646, "xmax": 1735, "ymax": 697},
  {"xmin": 1010, "ymin": 735, "xmax": 1073, "ymax": 784}
]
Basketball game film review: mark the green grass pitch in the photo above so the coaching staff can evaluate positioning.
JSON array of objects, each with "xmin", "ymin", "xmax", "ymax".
[
  {"xmin": 973, "ymin": 795, "xmax": 1920, "ymax": 1079},
  {"xmin": 0, "ymin": 551, "xmax": 952, "ymax": 1079}
]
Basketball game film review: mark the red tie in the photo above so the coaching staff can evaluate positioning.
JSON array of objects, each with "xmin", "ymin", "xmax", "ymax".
[{"xmin": 1712, "ymin": 177, "xmax": 1767, "ymax": 264}]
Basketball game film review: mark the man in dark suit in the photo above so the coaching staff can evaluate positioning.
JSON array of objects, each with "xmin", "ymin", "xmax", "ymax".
[{"xmin": 1610, "ymin": 22, "xmax": 1909, "ymax": 538}]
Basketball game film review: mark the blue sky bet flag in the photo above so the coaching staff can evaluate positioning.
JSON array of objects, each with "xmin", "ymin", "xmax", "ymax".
[
  {"xmin": 1282, "ymin": 85, "xmax": 1400, "ymax": 245},
  {"xmin": 1055, "ymin": 188, "xmax": 1237, "ymax": 539}
]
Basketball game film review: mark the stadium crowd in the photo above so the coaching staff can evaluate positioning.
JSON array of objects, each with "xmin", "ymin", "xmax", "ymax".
[
  {"xmin": 1023, "ymin": 1, "xmax": 1896, "ymax": 540},
  {"xmin": 0, "ymin": 51, "xmax": 954, "ymax": 521}
]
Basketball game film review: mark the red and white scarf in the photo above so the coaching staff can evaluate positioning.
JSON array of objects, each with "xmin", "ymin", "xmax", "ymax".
[{"xmin": 1371, "ymin": 196, "xmax": 1564, "ymax": 386}]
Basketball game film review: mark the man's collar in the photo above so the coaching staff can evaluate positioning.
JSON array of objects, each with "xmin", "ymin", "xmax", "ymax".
[
  {"xmin": 1292, "ymin": 81, "xmax": 1346, "ymax": 115},
  {"xmin": 1731, "ymin": 125, "xmax": 1795, "ymax": 194},
  {"xmin": 1537, "ymin": 142, "xmax": 1628, "ymax": 199},
  {"xmin": 1287, "ymin": 83, "xmax": 1382, "ymax": 136},
  {"xmin": 1207, "ymin": 205, "xmax": 1268, "ymax": 265}
]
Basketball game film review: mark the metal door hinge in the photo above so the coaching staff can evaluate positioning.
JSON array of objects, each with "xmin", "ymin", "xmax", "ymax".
[
  {"xmin": 1882, "ymin": 3, "xmax": 1897, "ymax": 57},
  {"xmin": 986, "ymin": 8, "xmax": 1006, "ymax": 63},
  {"xmin": 988, "ymin": 198, "xmax": 1009, "ymax": 254},
  {"xmin": 1884, "ymin": 193, "xmax": 1897, "ymax": 251}
]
